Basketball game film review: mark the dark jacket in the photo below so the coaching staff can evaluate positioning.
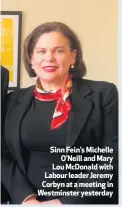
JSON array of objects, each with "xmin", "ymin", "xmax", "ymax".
[
  {"xmin": 1, "ymin": 66, "xmax": 9, "ymax": 121},
  {"xmin": 1, "ymin": 66, "xmax": 11, "ymax": 203},
  {"xmin": 1, "ymin": 78, "xmax": 118, "ymax": 204}
]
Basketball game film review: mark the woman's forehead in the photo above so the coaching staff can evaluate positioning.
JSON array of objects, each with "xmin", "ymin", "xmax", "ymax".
[{"xmin": 34, "ymin": 32, "xmax": 70, "ymax": 47}]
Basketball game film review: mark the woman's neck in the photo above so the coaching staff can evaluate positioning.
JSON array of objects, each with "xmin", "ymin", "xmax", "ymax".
[{"xmin": 38, "ymin": 77, "xmax": 68, "ymax": 92}]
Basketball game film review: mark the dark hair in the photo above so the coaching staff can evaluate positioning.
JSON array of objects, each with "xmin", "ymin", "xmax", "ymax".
[{"xmin": 23, "ymin": 22, "xmax": 87, "ymax": 78}]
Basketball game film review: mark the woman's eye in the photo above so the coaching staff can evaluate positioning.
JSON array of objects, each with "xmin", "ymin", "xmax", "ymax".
[
  {"xmin": 56, "ymin": 50, "xmax": 64, "ymax": 53},
  {"xmin": 37, "ymin": 50, "xmax": 46, "ymax": 54}
]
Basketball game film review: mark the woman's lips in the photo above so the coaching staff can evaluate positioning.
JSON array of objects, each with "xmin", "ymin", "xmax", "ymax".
[{"xmin": 42, "ymin": 66, "xmax": 57, "ymax": 72}]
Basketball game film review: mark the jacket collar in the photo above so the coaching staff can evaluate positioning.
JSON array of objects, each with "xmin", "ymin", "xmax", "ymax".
[
  {"xmin": 66, "ymin": 78, "xmax": 93, "ymax": 147},
  {"xmin": 16, "ymin": 79, "xmax": 93, "ymax": 148},
  {"xmin": 17, "ymin": 78, "xmax": 91, "ymax": 102},
  {"xmin": 17, "ymin": 78, "xmax": 91, "ymax": 103}
]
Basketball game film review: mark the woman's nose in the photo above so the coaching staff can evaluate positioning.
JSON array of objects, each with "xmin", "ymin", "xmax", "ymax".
[{"xmin": 45, "ymin": 51, "xmax": 55, "ymax": 62}]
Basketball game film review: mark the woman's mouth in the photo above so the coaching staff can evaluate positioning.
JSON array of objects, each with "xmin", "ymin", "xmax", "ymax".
[{"xmin": 42, "ymin": 66, "xmax": 57, "ymax": 72}]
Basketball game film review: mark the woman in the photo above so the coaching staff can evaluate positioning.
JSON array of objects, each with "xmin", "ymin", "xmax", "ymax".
[{"xmin": 1, "ymin": 22, "xmax": 118, "ymax": 204}]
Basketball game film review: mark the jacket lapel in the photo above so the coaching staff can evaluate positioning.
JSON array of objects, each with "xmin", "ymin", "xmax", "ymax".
[
  {"xmin": 66, "ymin": 79, "xmax": 93, "ymax": 147},
  {"xmin": 5, "ymin": 86, "xmax": 35, "ymax": 174}
]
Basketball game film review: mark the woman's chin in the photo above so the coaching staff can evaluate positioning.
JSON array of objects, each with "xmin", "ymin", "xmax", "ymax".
[{"xmin": 38, "ymin": 76, "xmax": 58, "ymax": 83}]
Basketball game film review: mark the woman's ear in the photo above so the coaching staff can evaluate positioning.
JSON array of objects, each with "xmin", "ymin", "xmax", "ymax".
[
  {"xmin": 30, "ymin": 55, "xmax": 35, "ymax": 69},
  {"xmin": 71, "ymin": 49, "xmax": 77, "ymax": 65},
  {"xmin": 30, "ymin": 55, "xmax": 34, "ymax": 65}
]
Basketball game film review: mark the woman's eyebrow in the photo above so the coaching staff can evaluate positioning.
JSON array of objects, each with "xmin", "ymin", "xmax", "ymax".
[
  {"xmin": 35, "ymin": 47, "xmax": 46, "ymax": 50},
  {"xmin": 53, "ymin": 46, "xmax": 65, "ymax": 49},
  {"xmin": 35, "ymin": 46, "xmax": 65, "ymax": 50}
]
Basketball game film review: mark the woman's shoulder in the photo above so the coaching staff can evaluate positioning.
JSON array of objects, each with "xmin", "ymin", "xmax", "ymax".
[
  {"xmin": 7, "ymin": 85, "xmax": 35, "ymax": 104},
  {"xmin": 74, "ymin": 78, "xmax": 118, "ymax": 104},
  {"xmin": 81, "ymin": 78, "xmax": 117, "ymax": 89},
  {"xmin": 79, "ymin": 78, "xmax": 118, "ymax": 95},
  {"xmin": 8, "ymin": 85, "xmax": 34, "ymax": 96},
  {"xmin": 79, "ymin": 79, "xmax": 118, "ymax": 106}
]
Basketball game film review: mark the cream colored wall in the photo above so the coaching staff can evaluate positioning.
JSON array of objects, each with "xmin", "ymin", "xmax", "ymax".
[{"xmin": 2, "ymin": 0, "xmax": 118, "ymax": 87}]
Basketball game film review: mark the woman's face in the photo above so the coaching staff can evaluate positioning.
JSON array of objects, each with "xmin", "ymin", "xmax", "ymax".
[{"xmin": 31, "ymin": 32, "xmax": 76, "ymax": 85}]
